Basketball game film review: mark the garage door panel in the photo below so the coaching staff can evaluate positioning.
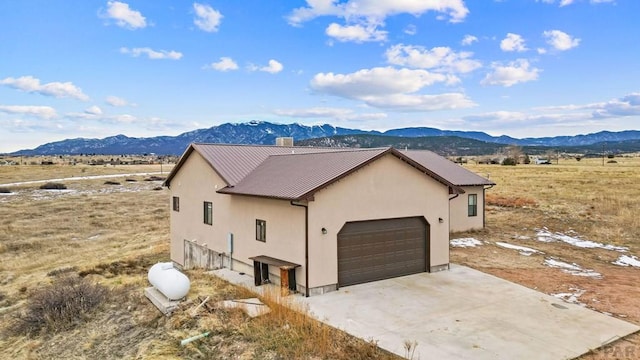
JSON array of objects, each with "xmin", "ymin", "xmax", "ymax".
[{"xmin": 338, "ymin": 217, "xmax": 429, "ymax": 287}]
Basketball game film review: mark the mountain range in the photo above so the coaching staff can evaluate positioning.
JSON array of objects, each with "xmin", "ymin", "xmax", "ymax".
[{"xmin": 10, "ymin": 120, "xmax": 640, "ymax": 156}]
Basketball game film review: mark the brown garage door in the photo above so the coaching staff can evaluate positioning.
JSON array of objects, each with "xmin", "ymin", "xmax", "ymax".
[{"xmin": 338, "ymin": 217, "xmax": 428, "ymax": 287}]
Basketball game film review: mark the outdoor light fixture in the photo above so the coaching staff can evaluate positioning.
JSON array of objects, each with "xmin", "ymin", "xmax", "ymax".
[
  {"xmin": 321, "ymin": 227, "xmax": 327, "ymax": 234},
  {"xmin": 438, "ymin": 217, "xmax": 444, "ymax": 223}
]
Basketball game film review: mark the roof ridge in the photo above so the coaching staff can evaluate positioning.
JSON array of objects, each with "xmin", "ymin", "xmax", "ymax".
[{"xmin": 268, "ymin": 147, "xmax": 391, "ymax": 157}]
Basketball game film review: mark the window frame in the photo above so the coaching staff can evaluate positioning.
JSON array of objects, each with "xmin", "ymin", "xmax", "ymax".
[
  {"xmin": 256, "ymin": 219, "xmax": 266, "ymax": 242},
  {"xmin": 468, "ymin": 194, "xmax": 478, "ymax": 217},
  {"xmin": 172, "ymin": 196, "xmax": 180, "ymax": 212},
  {"xmin": 203, "ymin": 201, "xmax": 213, "ymax": 225}
]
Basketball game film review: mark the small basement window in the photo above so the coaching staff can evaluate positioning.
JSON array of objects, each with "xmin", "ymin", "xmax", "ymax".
[
  {"xmin": 204, "ymin": 201, "xmax": 213, "ymax": 225},
  {"xmin": 256, "ymin": 219, "xmax": 266, "ymax": 242},
  {"xmin": 468, "ymin": 194, "xmax": 478, "ymax": 217},
  {"xmin": 172, "ymin": 196, "xmax": 180, "ymax": 211}
]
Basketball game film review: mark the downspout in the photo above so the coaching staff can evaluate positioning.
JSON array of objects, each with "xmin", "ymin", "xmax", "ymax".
[
  {"xmin": 447, "ymin": 190, "xmax": 459, "ymax": 271},
  {"xmin": 290, "ymin": 201, "xmax": 310, "ymax": 297}
]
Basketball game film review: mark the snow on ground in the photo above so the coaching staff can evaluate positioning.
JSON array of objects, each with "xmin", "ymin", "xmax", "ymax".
[
  {"xmin": 450, "ymin": 238, "xmax": 484, "ymax": 248},
  {"xmin": 544, "ymin": 258, "xmax": 602, "ymax": 278},
  {"xmin": 552, "ymin": 288, "xmax": 586, "ymax": 305},
  {"xmin": 495, "ymin": 242, "xmax": 543, "ymax": 256},
  {"xmin": 535, "ymin": 228, "xmax": 628, "ymax": 252},
  {"xmin": 0, "ymin": 172, "xmax": 163, "ymax": 187},
  {"xmin": 612, "ymin": 255, "xmax": 640, "ymax": 268}
]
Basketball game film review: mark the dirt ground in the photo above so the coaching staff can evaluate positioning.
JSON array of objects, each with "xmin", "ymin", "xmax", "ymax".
[{"xmin": 1, "ymin": 159, "xmax": 639, "ymax": 359}]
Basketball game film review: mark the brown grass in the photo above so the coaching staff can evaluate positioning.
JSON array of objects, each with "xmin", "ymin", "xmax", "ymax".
[
  {"xmin": 0, "ymin": 162, "xmax": 398, "ymax": 359},
  {"xmin": 2, "ymin": 156, "xmax": 639, "ymax": 359}
]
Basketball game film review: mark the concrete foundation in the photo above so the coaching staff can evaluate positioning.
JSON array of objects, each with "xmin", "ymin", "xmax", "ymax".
[{"xmin": 144, "ymin": 287, "xmax": 181, "ymax": 315}]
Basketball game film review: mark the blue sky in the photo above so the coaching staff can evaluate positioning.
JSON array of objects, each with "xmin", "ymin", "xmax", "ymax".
[{"xmin": 1, "ymin": 0, "xmax": 639, "ymax": 152}]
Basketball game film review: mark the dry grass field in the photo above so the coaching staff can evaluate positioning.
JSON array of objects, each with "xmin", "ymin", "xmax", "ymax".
[
  {"xmin": 0, "ymin": 156, "xmax": 638, "ymax": 359},
  {"xmin": 0, "ymin": 163, "xmax": 392, "ymax": 360}
]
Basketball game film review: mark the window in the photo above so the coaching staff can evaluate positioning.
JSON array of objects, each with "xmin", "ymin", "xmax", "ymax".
[
  {"xmin": 172, "ymin": 196, "xmax": 180, "ymax": 211},
  {"xmin": 256, "ymin": 219, "xmax": 266, "ymax": 242},
  {"xmin": 203, "ymin": 201, "xmax": 213, "ymax": 225},
  {"xmin": 468, "ymin": 194, "xmax": 478, "ymax": 217}
]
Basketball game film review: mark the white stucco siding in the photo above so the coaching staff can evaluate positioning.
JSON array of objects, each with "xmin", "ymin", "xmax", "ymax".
[
  {"xmin": 307, "ymin": 154, "xmax": 451, "ymax": 288},
  {"xmin": 169, "ymin": 151, "xmax": 227, "ymax": 265},
  {"xmin": 450, "ymin": 186, "xmax": 485, "ymax": 232},
  {"xmin": 169, "ymin": 151, "xmax": 305, "ymax": 278}
]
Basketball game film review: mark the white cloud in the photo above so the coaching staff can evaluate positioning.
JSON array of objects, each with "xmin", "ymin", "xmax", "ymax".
[
  {"xmin": 84, "ymin": 106, "xmax": 103, "ymax": 115},
  {"xmin": 120, "ymin": 47, "xmax": 183, "ymax": 60},
  {"xmin": 385, "ymin": 44, "xmax": 481, "ymax": 74},
  {"xmin": 273, "ymin": 107, "xmax": 387, "ymax": 121},
  {"xmin": 543, "ymin": 30, "xmax": 580, "ymax": 51},
  {"xmin": 482, "ymin": 59, "xmax": 540, "ymax": 87},
  {"xmin": 0, "ymin": 105, "xmax": 57, "ymax": 119},
  {"xmin": 310, "ymin": 66, "xmax": 475, "ymax": 111},
  {"xmin": 538, "ymin": 0, "xmax": 614, "ymax": 6},
  {"xmin": 287, "ymin": 0, "xmax": 469, "ymax": 25},
  {"xmin": 106, "ymin": 95, "xmax": 129, "ymax": 107},
  {"xmin": 461, "ymin": 34, "xmax": 478, "ymax": 46},
  {"xmin": 204, "ymin": 57, "xmax": 239, "ymax": 71},
  {"xmin": 249, "ymin": 59, "xmax": 284, "ymax": 74},
  {"xmin": 500, "ymin": 33, "xmax": 528, "ymax": 52},
  {"xmin": 325, "ymin": 23, "xmax": 387, "ymax": 42},
  {"xmin": 537, "ymin": 48, "xmax": 547, "ymax": 54},
  {"xmin": 0, "ymin": 75, "xmax": 89, "ymax": 101},
  {"xmin": 104, "ymin": 1, "xmax": 147, "ymax": 29},
  {"xmin": 193, "ymin": 3, "xmax": 223, "ymax": 32},
  {"xmin": 591, "ymin": 93, "xmax": 640, "ymax": 118},
  {"xmin": 404, "ymin": 24, "xmax": 417, "ymax": 35}
]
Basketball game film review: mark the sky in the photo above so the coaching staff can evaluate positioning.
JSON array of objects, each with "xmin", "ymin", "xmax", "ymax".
[{"xmin": 1, "ymin": 0, "xmax": 639, "ymax": 153}]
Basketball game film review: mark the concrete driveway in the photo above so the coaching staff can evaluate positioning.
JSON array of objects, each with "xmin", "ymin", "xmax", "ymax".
[{"xmin": 295, "ymin": 265, "xmax": 639, "ymax": 359}]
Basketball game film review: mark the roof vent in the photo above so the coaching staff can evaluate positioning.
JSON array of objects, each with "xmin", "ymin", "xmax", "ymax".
[{"xmin": 275, "ymin": 137, "xmax": 294, "ymax": 147}]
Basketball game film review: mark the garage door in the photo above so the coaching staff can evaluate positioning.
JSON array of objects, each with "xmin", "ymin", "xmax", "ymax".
[{"xmin": 338, "ymin": 217, "xmax": 428, "ymax": 287}]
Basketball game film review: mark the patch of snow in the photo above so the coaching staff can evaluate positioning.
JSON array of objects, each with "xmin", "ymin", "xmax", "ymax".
[
  {"xmin": 535, "ymin": 228, "xmax": 628, "ymax": 252},
  {"xmin": 544, "ymin": 258, "xmax": 602, "ymax": 278},
  {"xmin": 612, "ymin": 255, "xmax": 640, "ymax": 268},
  {"xmin": 552, "ymin": 288, "xmax": 586, "ymax": 305},
  {"xmin": 513, "ymin": 235, "xmax": 530, "ymax": 240},
  {"xmin": 496, "ymin": 242, "xmax": 543, "ymax": 256},
  {"xmin": 450, "ymin": 238, "xmax": 483, "ymax": 248}
]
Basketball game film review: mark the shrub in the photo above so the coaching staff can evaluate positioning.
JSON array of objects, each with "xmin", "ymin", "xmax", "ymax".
[
  {"xmin": 47, "ymin": 266, "xmax": 78, "ymax": 277},
  {"xmin": 144, "ymin": 176, "xmax": 166, "ymax": 182},
  {"xmin": 104, "ymin": 180, "xmax": 121, "ymax": 185},
  {"xmin": 502, "ymin": 157, "xmax": 517, "ymax": 166},
  {"xmin": 39, "ymin": 182, "xmax": 67, "ymax": 190},
  {"xmin": 125, "ymin": 178, "xmax": 137, "ymax": 182},
  {"xmin": 0, "ymin": 187, "xmax": 12, "ymax": 193},
  {"xmin": 13, "ymin": 276, "xmax": 108, "ymax": 335}
]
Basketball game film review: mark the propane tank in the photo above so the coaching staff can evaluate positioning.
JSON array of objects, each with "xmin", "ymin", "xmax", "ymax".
[{"xmin": 148, "ymin": 262, "xmax": 190, "ymax": 300}]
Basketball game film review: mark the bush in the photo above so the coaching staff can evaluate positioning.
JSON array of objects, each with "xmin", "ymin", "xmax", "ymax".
[
  {"xmin": 13, "ymin": 276, "xmax": 108, "ymax": 335},
  {"xmin": 0, "ymin": 187, "xmax": 12, "ymax": 193},
  {"xmin": 502, "ymin": 157, "xmax": 517, "ymax": 166},
  {"xmin": 39, "ymin": 182, "xmax": 67, "ymax": 190},
  {"xmin": 125, "ymin": 178, "xmax": 137, "ymax": 182},
  {"xmin": 104, "ymin": 180, "xmax": 121, "ymax": 185}
]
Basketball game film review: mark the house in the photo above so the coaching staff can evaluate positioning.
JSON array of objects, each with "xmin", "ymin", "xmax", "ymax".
[
  {"xmin": 401, "ymin": 150, "xmax": 495, "ymax": 232},
  {"xmin": 163, "ymin": 143, "xmax": 494, "ymax": 296}
]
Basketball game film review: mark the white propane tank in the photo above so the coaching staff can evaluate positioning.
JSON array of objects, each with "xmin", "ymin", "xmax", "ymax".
[{"xmin": 148, "ymin": 262, "xmax": 190, "ymax": 300}]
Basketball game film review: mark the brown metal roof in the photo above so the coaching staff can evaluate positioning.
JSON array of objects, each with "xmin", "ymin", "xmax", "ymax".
[
  {"xmin": 402, "ymin": 150, "xmax": 495, "ymax": 186},
  {"xmin": 218, "ymin": 148, "xmax": 392, "ymax": 200},
  {"xmin": 164, "ymin": 143, "xmax": 343, "ymax": 187},
  {"xmin": 164, "ymin": 143, "xmax": 491, "ymax": 199}
]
